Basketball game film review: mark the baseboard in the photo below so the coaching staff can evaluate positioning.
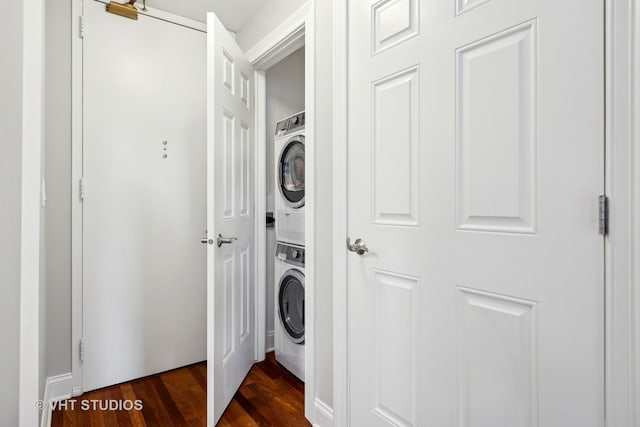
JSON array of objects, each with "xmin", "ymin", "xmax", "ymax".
[
  {"xmin": 41, "ymin": 373, "xmax": 73, "ymax": 427},
  {"xmin": 266, "ymin": 330, "xmax": 275, "ymax": 352},
  {"xmin": 313, "ymin": 398, "xmax": 334, "ymax": 427}
]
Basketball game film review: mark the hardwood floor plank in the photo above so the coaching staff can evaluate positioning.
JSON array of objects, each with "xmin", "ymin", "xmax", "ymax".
[
  {"xmin": 232, "ymin": 391, "xmax": 274, "ymax": 426},
  {"xmin": 188, "ymin": 364, "xmax": 207, "ymax": 391},
  {"xmin": 160, "ymin": 370, "xmax": 202, "ymax": 425},
  {"xmin": 52, "ymin": 353, "xmax": 308, "ymax": 427},
  {"xmin": 131, "ymin": 375, "xmax": 176, "ymax": 425},
  {"xmin": 217, "ymin": 400, "xmax": 260, "ymax": 427},
  {"xmin": 120, "ymin": 383, "xmax": 148, "ymax": 427},
  {"xmin": 51, "ymin": 403, "xmax": 63, "ymax": 426},
  {"xmin": 150, "ymin": 376, "xmax": 188, "ymax": 425}
]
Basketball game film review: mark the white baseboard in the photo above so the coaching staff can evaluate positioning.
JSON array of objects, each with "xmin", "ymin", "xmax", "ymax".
[
  {"xmin": 41, "ymin": 373, "xmax": 73, "ymax": 427},
  {"xmin": 266, "ymin": 330, "xmax": 275, "ymax": 352},
  {"xmin": 313, "ymin": 398, "xmax": 334, "ymax": 427},
  {"xmin": 71, "ymin": 386, "xmax": 82, "ymax": 397}
]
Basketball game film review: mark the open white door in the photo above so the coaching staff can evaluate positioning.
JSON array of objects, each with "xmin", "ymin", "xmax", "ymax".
[
  {"xmin": 346, "ymin": 0, "xmax": 604, "ymax": 426},
  {"xmin": 206, "ymin": 13, "xmax": 257, "ymax": 424}
]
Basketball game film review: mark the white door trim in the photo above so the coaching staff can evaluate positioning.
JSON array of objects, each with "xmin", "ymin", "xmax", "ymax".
[
  {"xmin": 254, "ymin": 70, "xmax": 268, "ymax": 361},
  {"xmin": 331, "ymin": 0, "xmax": 640, "ymax": 425},
  {"xmin": 331, "ymin": 0, "xmax": 348, "ymax": 425},
  {"xmin": 250, "ymin": 1, "xmax": 316, "ymax": 422},
  {"xmin": 19, "ymin": 0, "xmax": 44, "ymax": 425},
  {"xmin": 605, "ymin": 0, "xmax": 640, "ymax": 425},
  {"xmin": 245, "ymin": 2, "xmax": 311, "ymax": 69},
  {"xmin": 70, "ymin": 0, "xmax": 208, "ymax": 397}
]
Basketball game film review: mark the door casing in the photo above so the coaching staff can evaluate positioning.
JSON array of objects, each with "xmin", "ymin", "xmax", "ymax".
[
  {"xmin": 245, "ymin": 1, "xmax": 317, "ymax": 422},
  {"xmin": 332, "ymin": 0, "xmax": 640, "ymax": 425}
]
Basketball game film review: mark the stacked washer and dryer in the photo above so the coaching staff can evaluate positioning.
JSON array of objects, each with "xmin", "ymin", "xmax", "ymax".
[{"xmin": 273, "ymin": 111, "xmax": 306, "ymax": 381}]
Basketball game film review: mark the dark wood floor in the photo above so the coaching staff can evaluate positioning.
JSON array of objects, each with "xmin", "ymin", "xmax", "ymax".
[{"xmin": 52, "ymin": 352, "xmax": 309, "ymax": 426}]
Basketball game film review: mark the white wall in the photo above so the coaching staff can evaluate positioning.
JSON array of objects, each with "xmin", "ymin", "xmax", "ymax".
[
  {"xmin": 44, "ymin": 0, "xmax": 72, "ymax": 378},
  {"xmin": 0, "ymin": 1, "xmax": 24, "ymax": 425},
  {"xmin": 237, "ymin": 0, "xmax": 335, "ymax": 409},
  {"xmin": 265, "ymin": 47, "xmax": 306, "ymax": 348},
  {"xmin": 236, "ymin": 0, "xmax": 308, "ymax": 52}
]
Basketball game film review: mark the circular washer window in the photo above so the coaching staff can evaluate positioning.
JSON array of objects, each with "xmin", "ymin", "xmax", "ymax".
[
  {"xmin": 278, "ymin": 269, "xmax": 305, "ymax": 344},
  {"xmin": 278, "ymin": 136, "xmax": 305, "ymax": 208}
]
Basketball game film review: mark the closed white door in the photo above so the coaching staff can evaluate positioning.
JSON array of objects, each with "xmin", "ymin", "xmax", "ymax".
[
  {"xmin": 206, "ymin": 13, "xmax": 256, "ymax": 424},
  {"xmin": 347, "ymin": 0, "xmax": 604, "ymax": 426},
  {"xmin": 83, "ymin": 0, "xmax": 206, "ymax": 391}
]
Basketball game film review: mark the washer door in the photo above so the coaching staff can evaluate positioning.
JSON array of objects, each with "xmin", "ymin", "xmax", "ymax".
[
  {"xmin": 278, "ymin": 136, "xmax": 305, "ymax": 208},
  {"xmin": 278, "ymin": 269, "xmax": 305, "ymax": 344}
]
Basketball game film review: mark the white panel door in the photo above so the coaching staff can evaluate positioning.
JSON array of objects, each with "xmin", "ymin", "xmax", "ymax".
[
  {"xmin": 347, "ymin": 0, "xmax": 604, "ymax": 426},
  {"xmin": 83, "ymin": 0, "xmax": 206, "ymax": 391},
  {"xmin": 206, "ymin": 13, "xmax": 256, "ymax": 424}
]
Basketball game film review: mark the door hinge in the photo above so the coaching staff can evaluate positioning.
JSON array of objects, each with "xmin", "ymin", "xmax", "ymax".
[
  {"xmin": 599, "ymin": 195, "xmax": 609, "ymax": 236},
  {"xmin": 79, "ymin": 338, "xmax": 86, "ymax": 362},
  {"xmin": 79, "ymin": 15, "xmax": 86, "ymax": 39},
  {"xmin": 79, "ymin": 177, "xmax": 86, "ymax": 200},
  {"xmin": 41, "ymin": 178, "xmax": 47, "ymax": 207}
]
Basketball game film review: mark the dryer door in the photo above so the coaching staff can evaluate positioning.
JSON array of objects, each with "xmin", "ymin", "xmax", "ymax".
[
  {"xmin": 278, "ymin": 269, "xmax": 305, "ymax": 344},
  {"xmin": 278, "ymin": 136, "xmax": 305, "ymax": 208}
]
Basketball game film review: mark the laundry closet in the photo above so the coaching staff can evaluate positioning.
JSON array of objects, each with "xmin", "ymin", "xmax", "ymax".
[{"xmin": 264, "ymin": 47, "xmax": 306, "ymax": 381}]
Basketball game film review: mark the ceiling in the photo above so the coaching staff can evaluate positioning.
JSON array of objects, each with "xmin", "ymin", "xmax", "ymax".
[{"xmin": 145, "ymin": 0, "xmax": 266, "ymax": 31}]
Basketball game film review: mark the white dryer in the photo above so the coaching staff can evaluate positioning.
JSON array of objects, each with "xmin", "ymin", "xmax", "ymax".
[
  {"xmin": 274, "ymin": 242, "xmax": 305, "ymax": 381},
  {"xmin": 274, "ymin": 112, "xmax": 305, "ymax": 246}
]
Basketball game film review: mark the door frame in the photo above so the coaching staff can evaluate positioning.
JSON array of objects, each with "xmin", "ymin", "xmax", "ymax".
[
  {"xmin": 245, "ymin": 1, "xmax": 316, "ymax": 422},
  {"xmin": 19, "ymin": 0, "xmax": 45, "ymax": 425},
  {"xmin": 331, "ymin": 0, "xmax": 640, "ymax": 426},
  {"xmin": 70, "ymin": 0, "xmax": 206, "ymax": 397}
]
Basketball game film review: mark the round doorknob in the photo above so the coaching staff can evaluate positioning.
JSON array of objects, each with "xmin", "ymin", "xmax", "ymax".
[{"xmin": 347, "ymin": 237, "xmax": 369, "ymax": 255}]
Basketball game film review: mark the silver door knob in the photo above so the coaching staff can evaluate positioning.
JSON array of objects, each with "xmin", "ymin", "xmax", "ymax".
[
  {"xmin": 347, "ymin": 237, "xmax": 369, "ymax": 255},
  {"xmin": 217, "ymin": 234, "xmax": 238, "ymax": 247},
  {"xmin": 201, "ymin": 237, "xmax": 213, "ymax": 245}
]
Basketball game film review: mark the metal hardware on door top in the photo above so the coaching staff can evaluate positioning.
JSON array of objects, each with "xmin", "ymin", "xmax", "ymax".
[
  {"xmin": 347, "ymin": 237, "xmax": 369, "ymax": 255},
  {"xmin": 105, "ymin": 0, "xmax": 146, "ymax": 20},
  {"xmin": 106, "ymin": 0, "xmax": 139, "ymax": 20},
  {"xmin": 217, "ymin": 234, "xmax": 238, "ymax": 248}
]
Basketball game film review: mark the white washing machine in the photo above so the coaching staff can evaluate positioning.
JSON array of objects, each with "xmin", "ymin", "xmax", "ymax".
[
  {"xmin": 274, "ymin": 112, "xmax": 305, "ymax": 246},
  {"xmin": 274, "ymin": 242, "xmax": 305, "ymax": 381}
]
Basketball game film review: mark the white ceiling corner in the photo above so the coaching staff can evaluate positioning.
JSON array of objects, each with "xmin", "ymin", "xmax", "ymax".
[{"xmin": 144, "ymin": 0, "xmax": 266, "ymax": 31}]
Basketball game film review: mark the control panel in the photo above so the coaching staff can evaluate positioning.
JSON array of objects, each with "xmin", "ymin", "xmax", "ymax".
[
  {"xmin": 276, "ymin": 243, "xmax": 305, "ymax": 267},
  {"xmin": 275, "ymin": 111, "xmax": 305, "ymax": 136}
]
